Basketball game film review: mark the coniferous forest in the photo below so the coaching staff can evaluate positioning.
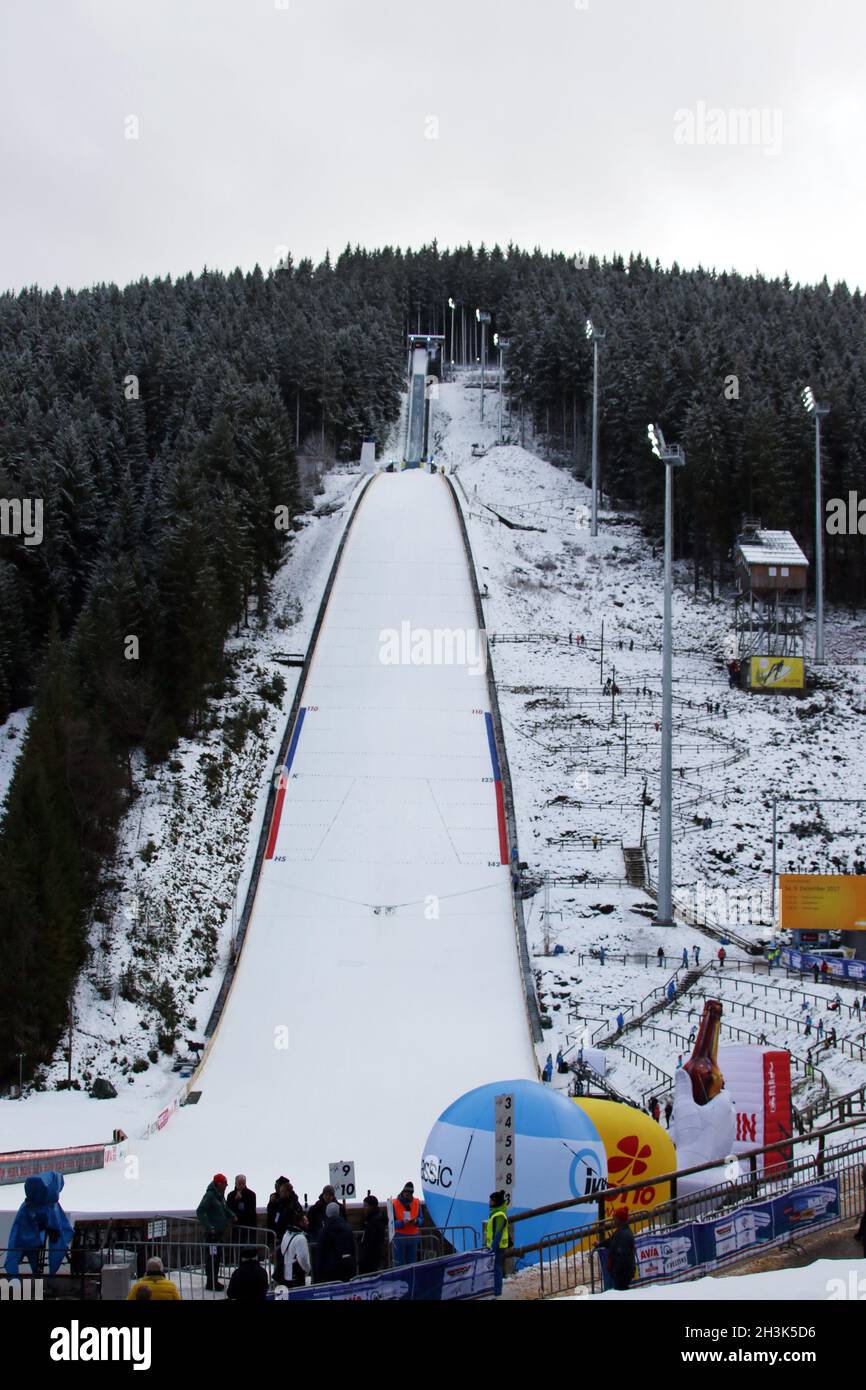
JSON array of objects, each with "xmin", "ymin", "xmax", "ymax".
[{"xmin": 1, "ymin": 243, "xmax": 864, "ymax": 1082}]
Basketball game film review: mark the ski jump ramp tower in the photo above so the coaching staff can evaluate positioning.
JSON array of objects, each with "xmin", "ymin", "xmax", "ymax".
[
  {"xmin": 1, "ymin": 470, "xmax": 537, "ymax": 1215},
  {"xmin": 404, "ymin": 334, "xmax": 443, "ymax": 466}
]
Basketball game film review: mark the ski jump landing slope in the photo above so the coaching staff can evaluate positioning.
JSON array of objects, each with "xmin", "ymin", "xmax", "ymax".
[{"xmin": 27, "ymin": 470, "xmax": 536, "ymax": 1213}]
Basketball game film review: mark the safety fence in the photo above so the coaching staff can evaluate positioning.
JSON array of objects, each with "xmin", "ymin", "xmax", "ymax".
[
  {"xmin": 507, "ymin": 1121, "xmax": 866, "ymax": 1299},
  {"xmin": 1, "ymin": 1222, "xmax": 480, "ymax": 1301}
]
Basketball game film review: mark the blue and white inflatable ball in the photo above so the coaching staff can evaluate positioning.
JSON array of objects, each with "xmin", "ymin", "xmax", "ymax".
[{"xmin": 421, "ymin": 1079, "xmax": 607, "ymax": 1264}]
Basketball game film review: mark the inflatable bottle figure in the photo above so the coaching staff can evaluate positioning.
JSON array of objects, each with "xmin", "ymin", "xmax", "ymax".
[{"xmin": 682, "ymin": 999, "xmax": 724, "ymax": 1104}]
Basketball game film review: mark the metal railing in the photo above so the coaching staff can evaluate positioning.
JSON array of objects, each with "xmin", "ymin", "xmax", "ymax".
[
  {"xmin": 42, "ymin": 1219, "xmax": 483, "ymax": 1301},
  {"xmin": 507, "ymin": 1119, "xmax": 866, "ymax": 1299}
]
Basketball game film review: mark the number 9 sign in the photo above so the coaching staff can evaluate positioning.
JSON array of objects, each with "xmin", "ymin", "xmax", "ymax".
[{"xmin": 328, "ymin": 1160, "xmax": 356, "ymax": 1199}]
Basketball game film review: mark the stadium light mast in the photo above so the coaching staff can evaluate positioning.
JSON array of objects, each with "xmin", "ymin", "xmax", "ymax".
[
  {"xmin": 476, "ymin": 309, "xmax": 491, "ymax": 421},
  {"xmin": 448, "ymin": 297, "xmax": 456, "ymax": 372},
  {"xmin": 801, "ymin": 386, "xmax": 829, "ymax": 663},
  {"xmin": 494, "ymin": 333, "xmax": 510, "ymax": 445},
  {"xmin": 647, "ymin": 422, "xmax": 686, "ymax": 927},
  {"xmin": 586, "ymin": 318, "xmax": 606, "ymax": 537}
]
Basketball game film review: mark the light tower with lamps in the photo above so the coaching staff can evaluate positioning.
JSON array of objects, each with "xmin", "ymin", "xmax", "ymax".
[
  {"xmin": 476, "ymin": 309, "xmax": 491, "ymax": 421},
  {"xmin": 494, "ymin": 333, "xmax": 510, "ymax": 444},
  {"xmin": 586, "ymin": 318, "xmax": 606, "ymax": 537},
  {"xmin": 448, "ymin": 297, "xmax": 457, "ymax": 372},
  {"xmin": 801, "ymin": 386, "xmax": 829, "ymax": 663},
  {"xmin": 647, "ymin": 422, "xmax": 686, "ymax": 927}
]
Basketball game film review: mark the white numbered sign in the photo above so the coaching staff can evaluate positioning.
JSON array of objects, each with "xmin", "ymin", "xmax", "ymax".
[{"xmin": 328, "ymin": 1160, "xmax": 356, "ymax": 1199}]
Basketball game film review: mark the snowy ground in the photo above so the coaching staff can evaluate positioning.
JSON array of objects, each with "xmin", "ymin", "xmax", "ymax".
[
  {"xmin": 0, "ymin": 467, "xmax": 367, "ymax": 1143},
  {"xmin": 561, "ymin": 1256, "xmax": 866, "ymax": 1302},
  {"xmin": 0, "ymin": 461, "xmax": 535, "ymax": 1214},
  {"xmin": 0, "ymin": 705, "xmax": 30, "ymax": 821},
  {"xmin": 2, "ymin": 378, "xmax": 864, "ymax": 1228},
  {"xmin": 435, "ymin": 380, "xmax": 866, "ymax": 1107}
]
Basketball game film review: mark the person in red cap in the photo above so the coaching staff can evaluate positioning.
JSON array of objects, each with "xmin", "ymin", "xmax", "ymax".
[
  {"xmin": 597, "ymin": 1207, "xmax": 636, "ymax": 1291},
  {"xmin": 196, "ymin": 1173, "xmax": 236, "ymax": 1292}
]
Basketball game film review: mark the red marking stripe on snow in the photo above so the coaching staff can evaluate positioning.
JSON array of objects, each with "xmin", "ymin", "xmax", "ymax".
[
  {"xmin": 494, "ymin": 780, "xmax": 509, "ymax": 866},
  {"xmin": 265, "ymin": 784, "xmax": 287, "ymax": 860}
]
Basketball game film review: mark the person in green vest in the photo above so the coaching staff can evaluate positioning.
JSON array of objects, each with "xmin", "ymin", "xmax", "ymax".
[{"xmin": 485, "ymin": 1191, "xmax": 510, "ymax": 1298}]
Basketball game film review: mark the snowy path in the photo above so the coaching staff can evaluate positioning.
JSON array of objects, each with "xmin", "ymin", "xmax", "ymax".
[{"xmin": 1, "ymin": 468, "xmax": 535, "ymax": 1215}]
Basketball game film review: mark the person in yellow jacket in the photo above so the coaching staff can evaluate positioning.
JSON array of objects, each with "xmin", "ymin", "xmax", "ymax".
[
  {"xmin": 127, "ymin": 1256, "xmax": 181, "ymax": 1300},
  {"xmin": 485, "ymin": 1191, "xmax": 510, "ymax": 1298}
]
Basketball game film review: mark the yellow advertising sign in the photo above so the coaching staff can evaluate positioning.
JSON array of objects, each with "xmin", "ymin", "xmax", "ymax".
[
  {"xmin": 780, "ymin": 874, "xmax": 866, "ymax": 932},
  {"xmin": 750, "ymin": 656, "xmax": 804, "ymax": 690}
]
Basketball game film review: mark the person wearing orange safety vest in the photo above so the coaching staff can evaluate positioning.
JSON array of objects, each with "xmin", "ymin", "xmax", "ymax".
[
  {"xmin": 391, "ymin": 1182, "xmax": 422, "ymax": 1266},
  {"xmin": 485, "ymin": 1191, "xmax": 510, "ymax": 1297}
]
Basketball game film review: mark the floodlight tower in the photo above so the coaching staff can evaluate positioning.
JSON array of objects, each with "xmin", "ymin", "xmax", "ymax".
[
  {"xmin": 586, "ymin": 318, "xmax": 606, "ymax": 537},
  {"xmin": 494, "ymin": 333, "xmax": 510, "ymax": 445},
  {"xmin": 647, "ymin": 422, "xmax": 686, "ymax": 927},
  {"xmin": 476, "ymin": 309, "xmax": 491, "ymax": 421},
  {"xmin": 448, "ymin": 297, "xmax": 456, "ymax": 371},
  {"xmin": 801, "ymin": 386, "xmax": 829, "ymax": 663}
]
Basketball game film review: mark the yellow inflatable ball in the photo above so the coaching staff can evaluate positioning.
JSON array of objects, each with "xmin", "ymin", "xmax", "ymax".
[{"xmin": 572, "ymin": 1097, "xmax": 676, "ymax": 1219}]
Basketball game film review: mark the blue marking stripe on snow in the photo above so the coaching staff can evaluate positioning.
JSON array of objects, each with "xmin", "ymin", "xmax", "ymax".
[
  {"xmin": 284, "ymin": 706, "xmax": 307, "ymax": 773},
  {"xmin": 484, "ymin": 711, "xmax": 501, "ymax": 782}
]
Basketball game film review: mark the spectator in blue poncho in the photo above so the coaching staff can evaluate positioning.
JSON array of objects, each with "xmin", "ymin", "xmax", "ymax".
[{"xmin": 4, "ymin": 1171, "xmax": 74, "ymax": 1277}]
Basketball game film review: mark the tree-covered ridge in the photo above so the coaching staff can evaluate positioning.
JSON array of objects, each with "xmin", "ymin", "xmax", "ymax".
[
  {"xmin": 1, "ymin": 242, "xmax": 863, "ymax": 1082},
  {"xmin": 0, "ymin": 255, "xmax": 406, "ymax": 1080}
]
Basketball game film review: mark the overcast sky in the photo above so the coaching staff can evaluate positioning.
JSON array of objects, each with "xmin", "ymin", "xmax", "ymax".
[{"xmin": 2, "ymin": 0, "xmax": 864, "ymax": 292}]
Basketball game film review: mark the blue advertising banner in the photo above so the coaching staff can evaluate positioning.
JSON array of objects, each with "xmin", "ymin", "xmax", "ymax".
[
  {"xmin": 601, "ymin": 1178, "xmax": 840, "ymax": 1290},
  {"xmin": 782, "ymin": 947, "xmax": 866, "ymax": 982},
  {"xmin": 771, "ymin": 1180, "xmax": 839, "ymax": 1238},
  {"xmin": 274, "ymin": 1249, "xmax": 495, "ymax": 1302}
]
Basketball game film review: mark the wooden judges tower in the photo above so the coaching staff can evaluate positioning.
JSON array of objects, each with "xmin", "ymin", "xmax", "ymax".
[{"xmin": 733, "ymin": 520, "xmax": 808, "ymax": 691}]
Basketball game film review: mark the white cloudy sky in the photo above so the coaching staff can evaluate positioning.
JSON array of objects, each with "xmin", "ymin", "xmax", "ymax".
[{"xmin": 1, "ymin": 0, "xmax": 864, "ymax": 291}]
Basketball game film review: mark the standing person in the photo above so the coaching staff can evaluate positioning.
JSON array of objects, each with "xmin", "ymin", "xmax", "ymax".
[
  {"xmin": 391, "ymin": 1183, "xmax": 422, "ymax": 1266},
  {"xmin": 305, "ymin": 1185, "xmax": 338, "ymax": 1241},
  {"xmin": 542, "ymin": 1054, "xmax": 553, "ymax": 1083},
  {"xmin": 657, "ymin": 946, "xmax": 665, "ymax": 968},
  {"xmin": 196, "ymin": 1174, "xmax": 235, "ymax": 1292},
  {"xmin": 854, "ymin": 998, "xmax": 862, "ymax": 1021},
  {"xmin": 687, "ymin": 1025, "xmax": 697, "ymax": 1045},
  {"xmin": 485, "ymin": 1191, "xmax": 510, "ymax": 1298},
  {"xmin": 597, "ymin": 1208, "xmax": 636, "ymax": 1291},
  {"xmin": 556, "ymin": 1047, "xmax": 568, "ymax": 1075},
  {"xmin": 855, "ymin": 1166, "xmax": 866, "ymax": 1258},
  {"xmin": 4, "ymin": 1172, "xmax": 74, "ymax": 1280},
  {"xmin": 226, "ymin": 1247, "xmax": 269, "ymax": 1303},
  {"xmin": 127, "ymin": 1257, "xmax": 181, "ymax": 1301},
  {"xmin": 812, "ymin": 962, "xmax": 820, "ymax": 985},
  {"xmin": 676, "ymin": 1054, "xmax": 684, "ymax": 1069},
  {"xmin": 681, "ymin": 948, "xmax": 689, "ymax": 969},
  {"xmin": 616, "ymin": 1011, "xmax": 625, "ymax": 1033},
  {"xmin": 592, "ymin": 834, "xmax": 600, "ymax": 851},
  {"xmin": 270, "ymin": 1181, "xmax": 307, "ymax": 1283},
  {"xmin": 666, "ymin": 980, "xmax": 676, "ymax": 1002},
  {"xmin": 227, "ymin": 1174, "xmax": 257, "ymax": 1245},
  {"xmin": 280, "ymin": 1222, "xmax": 312, "ymax": 1288},
  {"xmin": 599, "ymin": 945, "xmax": 606, "ymax": 966},
  {"xmin": 664, "ymin": 1099, "xmax": 673, "ymax": 1129},
  {"xmin": 817, "ymin": 1018, "xmax": 824, "ymax": 1040},
  {"xmin": 805, "ymin": 1013, "xmax": 812, "ymax": 1037},
  {"xmin": 358, "ymin": 1196, "xmax": 388, "ymax": 1275},
  {"xmin": 828, "ymin": 1027, "xmax": 837, "ymax": 1048},
  {"xmin": 820, "ymin": 960, "xmax": 830, "ymax": 981},
  {"xmin": 717, "ymin": 946, "xmax": 726, "ymax": 966},
  {"xmin": 650, "ymin": 1098, "xmax": 661, "ymax": 1124},
  {"xmin": 317, "ymin": 1203, "xmax": 356, "ymax": 1284},
  {"xmin": 693, "ymin": 945, "xmax": 701, "ymax": 965}
]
